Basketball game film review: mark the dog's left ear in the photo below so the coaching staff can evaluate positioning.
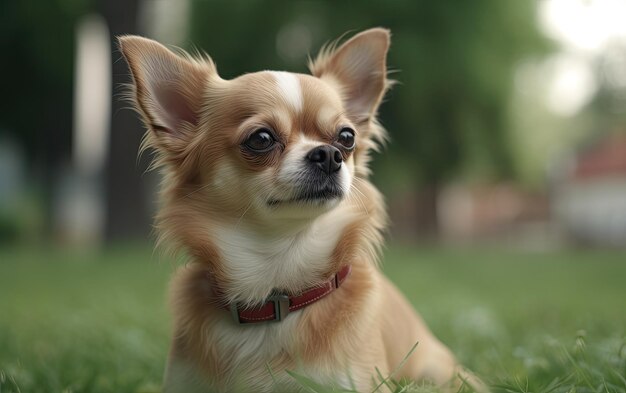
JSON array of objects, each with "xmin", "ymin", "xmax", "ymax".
[
  {"xmin": 309, "ymin": 28, "xmax": 391, "ymax": 124},
  {"xmin": 118, "ymin": 35, "xmax": 214, "ymax": 136}
]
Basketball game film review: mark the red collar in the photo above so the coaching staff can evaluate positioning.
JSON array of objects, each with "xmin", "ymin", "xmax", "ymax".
[{"xmin": 222, "ymin": 265, "xmax": 352, "ymax": 324}]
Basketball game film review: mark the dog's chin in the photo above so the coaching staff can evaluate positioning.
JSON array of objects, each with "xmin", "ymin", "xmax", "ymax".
[
  {"xmin": 265, "ymin": 188, "xmax": 344, "ymax": 217},
  {"xmin": 268, "ymin": 189, "xmax": 343, "ymax": 207}
]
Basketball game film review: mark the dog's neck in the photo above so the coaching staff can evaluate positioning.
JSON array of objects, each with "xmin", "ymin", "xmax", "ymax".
[{"xmin": 210, "ymin": 203, "xmax": 360, "ymax": 307}]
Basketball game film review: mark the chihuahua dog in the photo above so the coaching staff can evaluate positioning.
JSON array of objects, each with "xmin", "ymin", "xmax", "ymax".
[{"xmin": 120, "ymin": 28, "xmax": 481, "ymax": 392}]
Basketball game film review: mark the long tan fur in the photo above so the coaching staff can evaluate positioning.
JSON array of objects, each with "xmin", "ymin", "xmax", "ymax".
[{"xmin": 119, "ymin": 28, "xmax": 484, "ymax": 393}]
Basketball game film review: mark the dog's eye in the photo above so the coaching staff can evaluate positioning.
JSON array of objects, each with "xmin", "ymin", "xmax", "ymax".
[
  {"xmin": 244, "ymin": 129, "xmax": 275, "ymax": 152},
  {"xmin": 337, "ymin": 127, "xmax": 356, "ymax": 150}
]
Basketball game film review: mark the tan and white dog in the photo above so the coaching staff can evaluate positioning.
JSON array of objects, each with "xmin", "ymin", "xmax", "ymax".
[{"xmin": 120, "ymin": 28, "xmax": 481, "ymax": 393}]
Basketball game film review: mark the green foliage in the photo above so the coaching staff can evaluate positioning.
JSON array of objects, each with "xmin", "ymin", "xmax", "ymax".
[
  {"xmin": 1, "ymin": 245, "xmax": 625, "ymax": 392},
  {"xmin": 586, "ymin": 44, "xmax": 626, "ymax": 132},
  {"xmin": 0, "ymin": 211, "xmax": 19, "ymax": 244},
  {"xmin": 0, "ymin": 0, "xmax": 92, "ymax": 163},
  {"xmin": 188, "ymin": 0, "xmax": 549, "ymax": 186}
]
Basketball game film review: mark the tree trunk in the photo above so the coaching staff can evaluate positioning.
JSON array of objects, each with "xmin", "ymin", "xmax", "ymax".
[{"xmin": 99, "ymin": 0, "xmax": 153, "ymax": 242}]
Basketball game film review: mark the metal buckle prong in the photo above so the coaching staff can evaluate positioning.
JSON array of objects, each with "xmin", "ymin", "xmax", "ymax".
[{"xmin": 267, "ymin": 293, "xmax": 290, "ymax": 322}]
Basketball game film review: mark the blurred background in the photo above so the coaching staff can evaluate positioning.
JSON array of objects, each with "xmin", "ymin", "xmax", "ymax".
[
  {"xmin": 2, "ymin": 0, "xmax": 626, "ymax": 249},
  {"xmin": 1, "ymin": 1, "xmax": 626, "ymax": 392}
]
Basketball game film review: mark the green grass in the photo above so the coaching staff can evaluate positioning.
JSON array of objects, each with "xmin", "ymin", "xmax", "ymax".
[{"xmin": 0, "ymin": 244, "xmax": 625, "ymax": 393}]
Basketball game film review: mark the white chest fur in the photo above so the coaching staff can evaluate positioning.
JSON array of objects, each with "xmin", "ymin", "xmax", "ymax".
[
  {"xmin": 165, "ymin": 315, "xmax": 355, "ymax": 393},
  {"xmin": 212, "ymin": 204, "xmax": 357, "ymax": 306}
]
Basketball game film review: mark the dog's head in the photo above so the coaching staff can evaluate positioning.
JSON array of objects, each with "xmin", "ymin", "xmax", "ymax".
[{"xmin": 120, "ymin": 29, "xmax": 390, "ymax": 225}]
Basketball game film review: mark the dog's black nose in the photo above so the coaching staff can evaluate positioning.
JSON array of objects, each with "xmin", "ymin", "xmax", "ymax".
[{"xmin": 307, "ymin": 145, "xmax": 343, "ymax": 174}]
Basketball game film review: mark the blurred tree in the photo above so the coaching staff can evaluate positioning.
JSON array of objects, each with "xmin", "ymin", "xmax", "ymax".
[
  {"xmin": 0, "ymin": 0, "xmax": 90, "ymax": 234},
  {"xmin": 0, "ymin": 0, "xmax": 548, "ymax": 241},
  {"xmin": 587, "ymin": 43, "xmax": 626, "ymax": 131},
  {"xmin": 188, "ymin": 0, "xmax": 548, "ymax": 234},
  {"xmin": 0, "ymin": 0, "xmax": 151, "ymax": 243},
  {"xmin": 97, "ymin": 0, "xmax": 154, "ymax": 242}
]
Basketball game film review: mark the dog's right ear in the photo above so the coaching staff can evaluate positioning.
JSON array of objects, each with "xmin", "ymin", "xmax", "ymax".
[{"xmin": 118, "ymin": 36, "xmax": 215, "ymax": 136}]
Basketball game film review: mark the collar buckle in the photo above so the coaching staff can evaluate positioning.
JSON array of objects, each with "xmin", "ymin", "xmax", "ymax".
[
  {"xmin": 230, "ymin": 293, "xmax": 290, "ymax": 324},
  {"xmin": 226, "ymin": 265, "xmax": 351, "ymax": 325},
  {"xmin": 267, "ymin": 293, "xmax": 290, "ymax": 322}
]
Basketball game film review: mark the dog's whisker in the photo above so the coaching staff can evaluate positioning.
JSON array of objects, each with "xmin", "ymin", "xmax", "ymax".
[
  {"xmin": 349, "ymin": 183, "xmax": 364, "ymax": 208},
  {"xmin": 234, "ymin": 201, "xmax": 254, "ymax": 229},
  {"xmin": 182, "ymin": 183, "xmax": 213, "ymax": 199},
  {"xmin": 350, "ymin": 182, "xmax": 370, "ymax": 214}
]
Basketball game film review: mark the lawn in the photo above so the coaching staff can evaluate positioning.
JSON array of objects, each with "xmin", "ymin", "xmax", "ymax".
[{"xmin": 0, "ymin": 244, "xmax": 625, "ymax": 392}]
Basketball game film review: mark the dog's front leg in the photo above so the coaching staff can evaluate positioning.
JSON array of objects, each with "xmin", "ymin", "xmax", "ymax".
[{"xmin": 162, "ymin": 340, "xmax": 213, "ymax": 393}]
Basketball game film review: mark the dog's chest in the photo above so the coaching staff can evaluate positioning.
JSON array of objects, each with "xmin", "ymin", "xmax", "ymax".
[
  {"xmin": 212, "ymin": 217, "xmax": 348, "ymax": 302},
  {"xmin": 205, "ymin": 316, "xmax": 354, "ymax": 391}
]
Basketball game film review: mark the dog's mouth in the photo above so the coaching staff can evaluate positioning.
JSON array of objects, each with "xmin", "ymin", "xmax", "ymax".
[{"xmin": 268, "ymin": 186, "xmax": 343, "ymax": 206}]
